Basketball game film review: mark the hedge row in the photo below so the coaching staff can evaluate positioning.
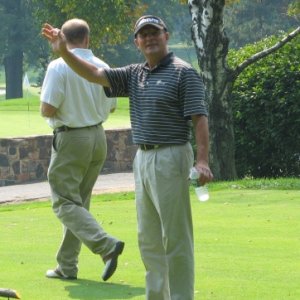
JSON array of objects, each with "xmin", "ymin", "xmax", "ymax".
[{"xmin": 230, "ymin": 34, "xmax": 300, "ymax": 178}]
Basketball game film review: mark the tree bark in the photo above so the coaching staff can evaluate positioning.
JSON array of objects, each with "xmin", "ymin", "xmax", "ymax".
[
  {"xmin": 2, "ymin": 0, "xmax": 24, "ymax": 100},
  {"xmin": 189, "ymin": 0, "xmax": 237, "ymax": 180},
  {"xmin": 4, "ymin": 51, "xmax": 23, "ymax": 99}
]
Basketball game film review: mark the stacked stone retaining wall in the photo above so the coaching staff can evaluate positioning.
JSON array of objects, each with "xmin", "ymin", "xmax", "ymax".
[{"xmin": 0, "ymin": 128, "xmax": 136, "ymax": 187}]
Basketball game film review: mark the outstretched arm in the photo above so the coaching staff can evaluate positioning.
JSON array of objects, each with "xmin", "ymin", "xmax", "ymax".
[{"xmin": 42, "ymin": 23, "xmax": 111, "ymax": 87}]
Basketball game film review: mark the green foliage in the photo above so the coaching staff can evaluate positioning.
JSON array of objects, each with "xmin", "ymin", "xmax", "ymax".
[
  {"xmin": 224, "ymin": 0, "xmax": 299, "ymax": 48},
  {"xmin": 0, "ymin": 0, "xmax": 49, "ymax": 98},
  {"xmin": 230, "ymin": 34, "xmax": 300, "ymax": 178},
  {"xmin": 288, "ymin": 1, "xmax": 300, "ymax": 17},
  {"xmin": 28, "ymin": 0, "xmax": 148, "ymax": 67},
  {"xmin": 30, "ymin": 0, "xmax": 145, "ymax": 51},
  {"xmin": 95, "ymin": 0, "xmax": 193, "ymax": 66},
  {"xmin": 0, "ymin": 1, "xmax": 45, "ymax": 62}
]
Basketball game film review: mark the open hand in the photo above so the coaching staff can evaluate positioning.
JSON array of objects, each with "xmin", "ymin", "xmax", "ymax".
[{"xmin": 42, "ymin": 23, "xmax": 67, "ymax": 54}]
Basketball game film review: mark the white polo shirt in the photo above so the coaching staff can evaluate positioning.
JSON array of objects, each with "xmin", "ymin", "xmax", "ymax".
[{"xmin": 41, "ymin": 48, "xmax": 116, "ymax": 129}]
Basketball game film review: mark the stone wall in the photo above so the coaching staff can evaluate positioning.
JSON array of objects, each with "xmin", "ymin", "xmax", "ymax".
[{"xmin": 0, "ymin": 128, "xmax": 137, "ymax": 187}]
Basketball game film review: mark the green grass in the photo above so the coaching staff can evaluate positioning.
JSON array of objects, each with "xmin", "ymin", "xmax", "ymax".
[
  {"xmin": 1, "ymin": 179, "xmax": 300, "ymax": 300},
  {"xmin": 0, "ymin": 88, "xmax": 130, "ymax": 138}
]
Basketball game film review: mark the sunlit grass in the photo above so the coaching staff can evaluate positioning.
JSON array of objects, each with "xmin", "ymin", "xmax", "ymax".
[
  {"xmin": 0, "ymin": 87, "xmax": 130, "ymax": 138},
  {"xmin": 0, "ymin": 180, "xmax": 300, "ymax": 300}
]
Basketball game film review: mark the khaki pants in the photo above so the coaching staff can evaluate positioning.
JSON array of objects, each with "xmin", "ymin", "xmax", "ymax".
[
  {"xmin": 48, "ymin": 125, "xmax": 118, "ymax": 277},
  {"xmin": 134, "ymin": 143, "xmax": 194, "ymax": 300}
]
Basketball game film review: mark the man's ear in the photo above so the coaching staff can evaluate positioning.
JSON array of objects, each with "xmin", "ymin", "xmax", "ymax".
[
  {"xmin": 84, "ymin": 35, "xmax": 89, "ymax": 48},
  {"xmin": 165, "ymin": 31, "xmax": 170, "ymax": 41},
  {"xmin": 134, "ymin": 38, "xmax": 139, "ymax": 49}
]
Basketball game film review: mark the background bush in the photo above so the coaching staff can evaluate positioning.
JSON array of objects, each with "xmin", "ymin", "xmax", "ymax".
[{"xmin": 230, "ymin": 34, "xmax": 300, "ymax": 178}]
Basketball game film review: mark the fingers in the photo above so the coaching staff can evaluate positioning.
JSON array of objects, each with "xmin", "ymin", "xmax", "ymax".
[
  {"xmin": 199, "ymin": 172, "xmax": 213, "ymax": 186},
  {"xmin": 41, "ymin": 29, "xmax": 53, "ymax": 41},
  {"xmin": 43, "ymin": 23, "xmax": 54, "ymax": 31},
  {"xmin": 41, "ymin": 23, "xmax": 60, "ymax": 41},
  {"xmin": 195, "ymin": 165, "xmax": 214, "ymax": 185},
  {"xmin": 41, "ymin": 23, "xmax": 53, "ymax": 37}
]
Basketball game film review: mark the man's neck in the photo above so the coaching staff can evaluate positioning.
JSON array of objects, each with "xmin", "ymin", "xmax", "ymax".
[
  {"xmin": 68, "ymin": 40, "xmax": 88, "ymax": 50},
  {"xmin": 146, "ymin": 51, "xmax": 169, "ymax": 69},
  {"xmin": 68, "ymin": 45, "xmax": 87, "ymax": 50}
]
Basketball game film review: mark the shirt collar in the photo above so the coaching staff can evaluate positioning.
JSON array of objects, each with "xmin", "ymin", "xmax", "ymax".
[
  {"xmin": 70, "ymin": 48, "xmax": 93, "ymax": 58},
  {"xmin": 142, "ymin": 52, "xmax": 174, "ymax": 71}
]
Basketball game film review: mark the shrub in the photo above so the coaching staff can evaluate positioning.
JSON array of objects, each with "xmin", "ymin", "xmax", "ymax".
[{"xmin": 230, "ymin": 34, "xmax": 300, "ymax": 177}]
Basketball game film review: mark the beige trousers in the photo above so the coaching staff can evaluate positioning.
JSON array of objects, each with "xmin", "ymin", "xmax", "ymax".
[
  {"xmin": 48, "ymin": 125, "xmax": 118, "ymax": 277},
  {"xmin": 134, "ymin": 143, "xmax": 195, "ymax": 300}
]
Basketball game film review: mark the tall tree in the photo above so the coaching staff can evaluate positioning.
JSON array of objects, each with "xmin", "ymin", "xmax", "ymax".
[
  {"xmin": 188, "ymin": 0, "xmax": 300, "ymax": 179},
  {"xmin": 0, "ymin": 0, "xmax": 42, "ymax": 99},
  {"xmin": 0, "ymin": 0, "xmax": 145, "ymax": 99},
  {"xmin": 0, "ymin": 0, "xmax": 24, "ymax": 99}
]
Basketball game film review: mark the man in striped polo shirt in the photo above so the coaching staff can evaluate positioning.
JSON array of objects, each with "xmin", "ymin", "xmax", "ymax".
[{"xmin": 42, "ymin": 15, "xmax": 213, "ymax": 300}]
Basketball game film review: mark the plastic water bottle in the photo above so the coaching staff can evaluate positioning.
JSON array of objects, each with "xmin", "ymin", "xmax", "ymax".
[{"xmin": 189, "ymin": 167, "xmax": 209, "ymax": 202}]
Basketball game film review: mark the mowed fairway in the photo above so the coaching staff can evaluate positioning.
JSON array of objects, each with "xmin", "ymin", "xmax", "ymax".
[
  {"xmin": 0, "ymin": 91, "xmax": 130, "ymax": 138},
  {"xmin": 0, "ymin": 182, "xmax": 299, "ymax": 300}
]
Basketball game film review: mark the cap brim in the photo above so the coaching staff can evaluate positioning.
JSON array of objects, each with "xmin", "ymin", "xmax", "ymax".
[{"xmin": 134, "ymin": 23, "xmax": 164, "ymax": 36}]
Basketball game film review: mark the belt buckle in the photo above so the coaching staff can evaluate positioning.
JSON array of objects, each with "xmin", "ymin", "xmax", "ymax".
[{"xmin": 140, "ymin": 144, "xmax": 160, "ymax": 150}]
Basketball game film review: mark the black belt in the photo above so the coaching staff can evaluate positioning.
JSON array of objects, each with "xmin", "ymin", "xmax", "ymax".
[
  {"xmin": 139, "ymin": 144, "xmax": 171, "ymax": 151},
  {"xmin": 53, "ymin": 122, "xmax": 102, "ymax": 134}
]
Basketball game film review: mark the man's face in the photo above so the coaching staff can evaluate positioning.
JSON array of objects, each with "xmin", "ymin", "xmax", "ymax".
[{"xmin": 134, "ymin": 25, "xmax": 169, "ymax": 57}]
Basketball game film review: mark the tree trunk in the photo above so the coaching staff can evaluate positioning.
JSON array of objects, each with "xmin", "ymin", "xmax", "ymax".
[
  {"xmin": 189, "ymin": 0, "xmax": 237, "ymax": 180},
  {"xmin": 4, "ymin": 51, "xmax": 23, "ymax": 99},
  {"xmin": 208, "ymin": 82, "xmax": 237, "ymax": 180},
  {"xmin": 2, "ymin": 0, "xmax": 24, "ymax": 100},
  {"xmin": 188, "ymin": 0, "xmax": 300, "ymax": 180}
]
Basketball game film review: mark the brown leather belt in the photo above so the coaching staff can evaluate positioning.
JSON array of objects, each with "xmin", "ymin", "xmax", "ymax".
[
  {"xmin": 139, "ymin": 144, "xmax": 161, "ymax": 151},
  {"xmin": 53, "ymin": 122, "xmax": 102, "ymax": 134}
]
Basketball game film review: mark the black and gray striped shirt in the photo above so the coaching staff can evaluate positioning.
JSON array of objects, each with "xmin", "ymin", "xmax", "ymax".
[{"xmin": 104, "ymin": 52, "xmax": 207, "ymax": 145}]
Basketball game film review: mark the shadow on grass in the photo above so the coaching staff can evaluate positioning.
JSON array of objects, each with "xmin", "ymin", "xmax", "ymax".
[{"xmin": 64, "ymin": 278, "xmax": 144, "ymax": 299}]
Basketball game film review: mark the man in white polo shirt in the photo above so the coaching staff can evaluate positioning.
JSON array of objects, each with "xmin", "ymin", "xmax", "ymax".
[{"xmin": 40, "ymin": 18, "xmax": 124, "ymax": 282}]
